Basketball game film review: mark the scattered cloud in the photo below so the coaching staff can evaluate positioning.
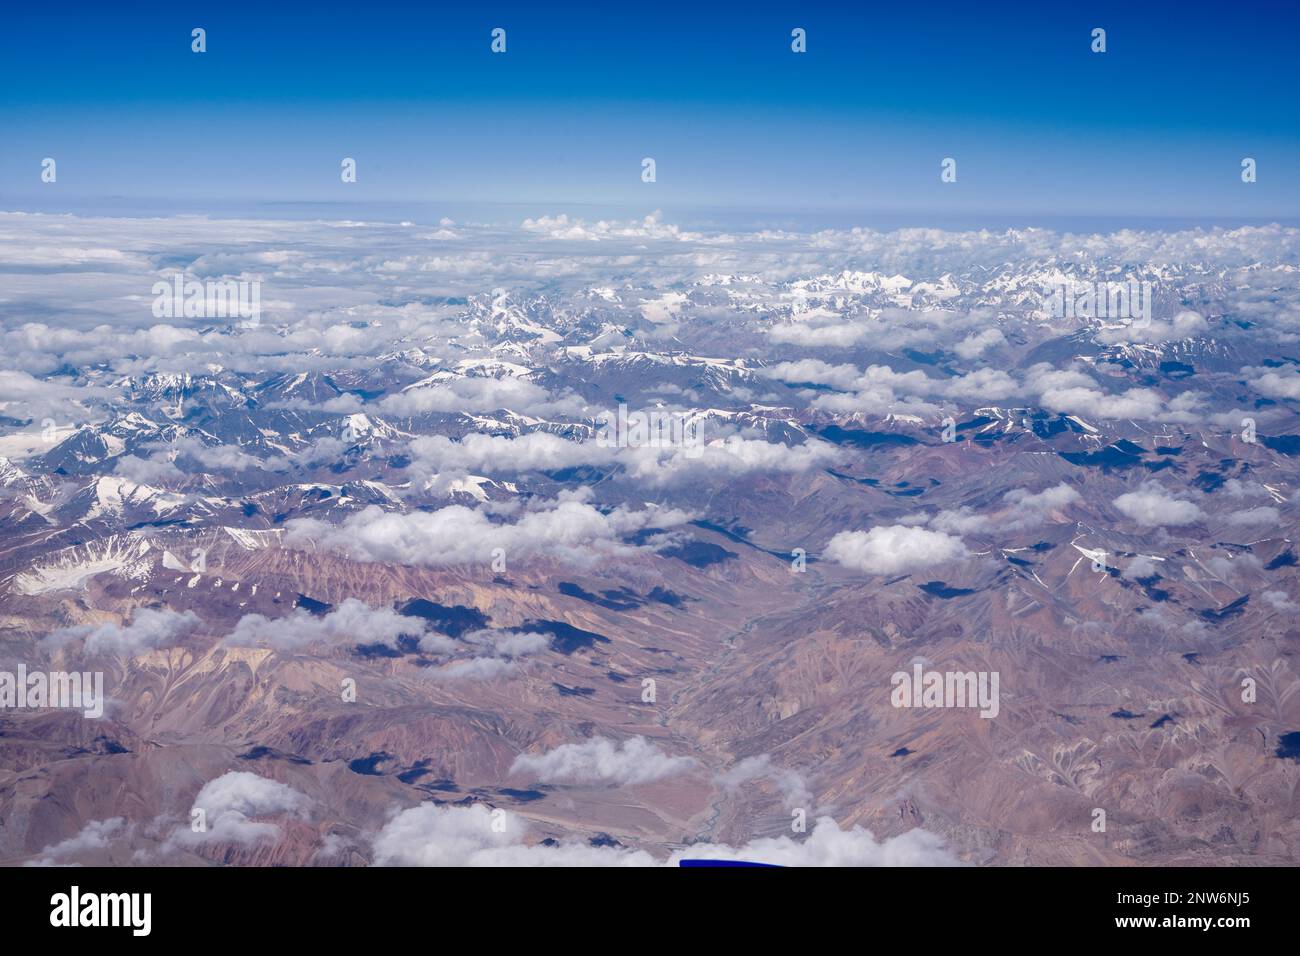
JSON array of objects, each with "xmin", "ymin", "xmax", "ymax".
[
  {"xmin": 1114, "ymin": 482, "xmax": 1204, "ymax": 527},
  {"xmin": 164, "ymin": 772, "xmax": 310, "ymax": 851},
  {"xmin": 24, "ymin": 818, "xmax": 130, "ymax": 866},
  {"xmin": 716, "ymin": 755, "xmax": 812, "ymax": 811},
  {"xmin": 44, "ymin": 608, "xmax": 201, "ymax": 657},
  {"xmin": 510, "ymin": 736, "xmax": 697, "ymax": 786},
  {"xmin": 370, "ymin": 803, "xmax": 958, "ymax": 867},
  {"xmin": 825, "ymin": 525, "xmax": 967, "ymax": 575},
  {"xmin": 285, "ymin": 496, "xmax": 689, "ymax": 569},
  {"xmin": 224, "ymin": 599, "xmax": 423, "ymax": 653}
]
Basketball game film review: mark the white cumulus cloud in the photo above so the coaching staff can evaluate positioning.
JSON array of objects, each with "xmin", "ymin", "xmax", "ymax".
[{"xmin": 825, "ymin": 525, "xmax": 967, "ymax": 575}]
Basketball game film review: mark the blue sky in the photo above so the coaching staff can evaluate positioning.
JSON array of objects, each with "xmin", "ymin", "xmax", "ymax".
[{"xmin": 1, "ymin": 0, "xmax": 1297, "ymax": 223}]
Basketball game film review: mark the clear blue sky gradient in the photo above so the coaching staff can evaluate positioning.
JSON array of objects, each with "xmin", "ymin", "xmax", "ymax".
[{"xmin": 1, "ymin": 0, "xmax": 1297, "ymax": 222}]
